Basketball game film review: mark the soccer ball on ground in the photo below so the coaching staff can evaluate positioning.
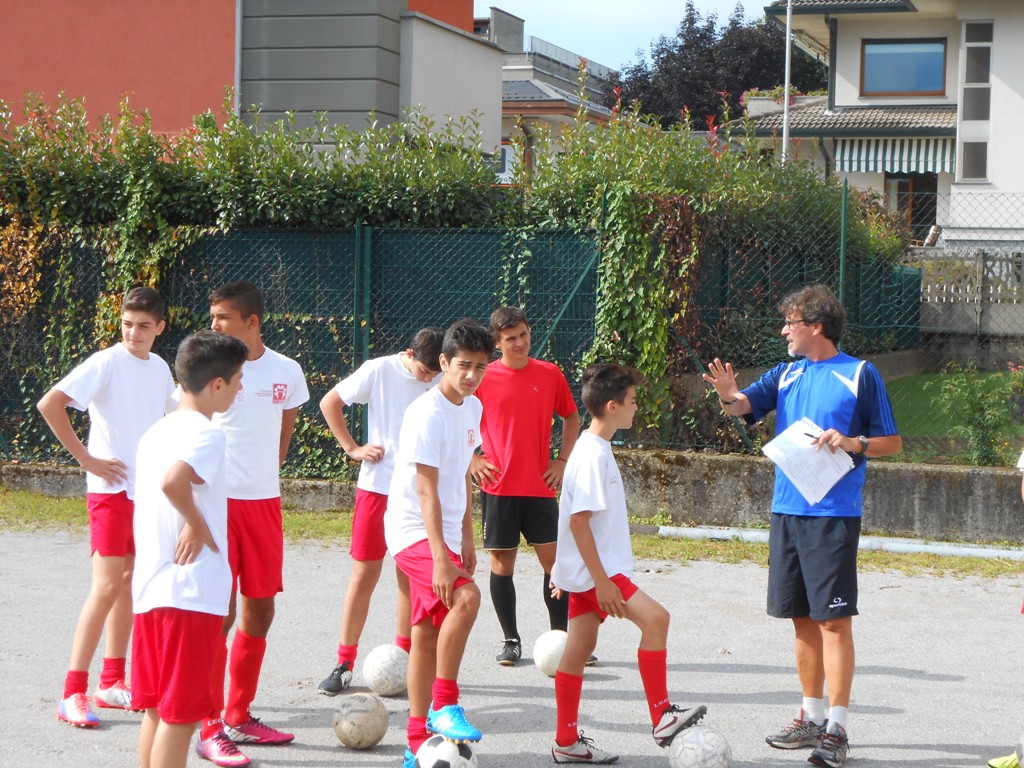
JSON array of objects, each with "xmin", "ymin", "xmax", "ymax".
[
  {"xmin": 332, "ymin": 692, "xmax": 388, "ymax": 749},
  {"xmin": 532, "ymin": 629, "xmax": 568, "ymax": 677},
  {"xmin": 668, "ymin": 725, "xmax": 732, "ymax": 768},
  {"xmin": 415, "ymin": 734, "xmax": 478, "ymax": 768},
  {"xmin": 362, "ymin": 643, "xmax": 409, "ymax": 697}
]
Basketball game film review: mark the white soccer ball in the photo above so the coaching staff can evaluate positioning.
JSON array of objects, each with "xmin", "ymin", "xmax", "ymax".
[
  {"xmin": 668, "ymin": 725, "xmax": 732, "ymax": 768},
  {"xmin": 362, "ymin": 643, "xmax": 409, "ymax": 697},
  {"xmin": 414, "ymin": 734, "xmax": 478, "ymax": 768},
  {"xmin": 532, "ymin": 629, "xmax": 568, "ymax": 677},
  {"xmin": 332, "ymin": 692, "xmax": 388, "ymax": 749}
]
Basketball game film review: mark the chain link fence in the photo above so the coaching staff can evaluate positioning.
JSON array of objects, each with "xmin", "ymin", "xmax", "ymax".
[{"xmin": 5, "ymin": 189, "xmax": 1024, "ymax": 472}]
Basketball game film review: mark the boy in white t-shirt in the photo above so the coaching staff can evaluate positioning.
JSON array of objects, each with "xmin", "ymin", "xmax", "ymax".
[
  {"xmin": 195, "ymin": 281, "xmax": 309, "ymax": 766},
  {"xmin": 132, "ymin": 330, "xmax": 247, "ymax": 768},
  {"xmin": 37, "ymin": 286, "xmax": 176, "ymax": 727},
  {"xmin": 549, "ymin": 364, "xmax": 708, "ymax": 764},
  {"xmin": 383, "ymin": 319, "xmax": 493, "ymax": 768},
  {"xmin": 317, "ymin": 327, "xmax": 444, "ymax": 695}
]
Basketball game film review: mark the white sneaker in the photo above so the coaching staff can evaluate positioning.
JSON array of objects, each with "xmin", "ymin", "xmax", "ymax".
[
  {"xmin": 551, "ymin": 731, "xmax": 618, "ymax": 764},
  {"xmin": 652, "ymin": 703, "xmax": 707, "ymax": 747},
  {"xmin": 95, "ymin": 680, "xmax": 134, "ymax": 710}
]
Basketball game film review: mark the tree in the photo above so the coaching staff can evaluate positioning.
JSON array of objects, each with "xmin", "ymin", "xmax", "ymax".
[{"xmin": 610, "ymin": 1, "xmax": 827, "ymax": 128}]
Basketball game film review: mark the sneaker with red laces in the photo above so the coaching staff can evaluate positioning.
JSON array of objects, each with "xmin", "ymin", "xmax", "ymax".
[
  {"xmin": 95, "ymin": 680, "xmax": 138, "ymax": 710},
  {"xmin": 223, "ymin": 715, "xmax": 295, "ymax": 745},
  {"xmin": 196, "ymin": 730, "xmax": 252, "ymax": 767},
  {"xmin": 57, "ymin": 693, "xmax": 100, "ymax": 727}
]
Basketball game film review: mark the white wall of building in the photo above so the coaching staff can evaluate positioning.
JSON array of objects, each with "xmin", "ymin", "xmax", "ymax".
[{"xmin": 399, "ymin": 12, "xmax": 503, "ymax": 152}]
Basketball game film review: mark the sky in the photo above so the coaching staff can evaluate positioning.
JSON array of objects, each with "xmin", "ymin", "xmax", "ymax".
[{"xmin": 472, "ymin": 0, "xmax": 771, "ymax": 72}]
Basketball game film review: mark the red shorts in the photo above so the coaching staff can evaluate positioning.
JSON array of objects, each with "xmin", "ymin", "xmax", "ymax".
[
  {"xmin": 131, "ymin": 607, "xmax": 222, "ymax": 723},
  {"xmin": 394, "ymin": 539, "xmax": 473, "ymax": 629},
  {"xmin": 568, "ymin": 574, "xmax": 640, "ymax": 622},
  {"xmin": 350, "ymin": 489, "xmax": 388, "ymax": 561},
  {"xmin": 228, "ymin": 498, "xmax": 284, "ymax": 599},
  {"xmin": 88, "ymin": 492, "xmax": 134, "ymax": 557}
]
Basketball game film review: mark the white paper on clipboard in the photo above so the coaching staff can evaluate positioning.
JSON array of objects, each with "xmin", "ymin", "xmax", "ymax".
[{"xmin": 761, "ymin": 417, "xmax": 855, "ymax": 505}]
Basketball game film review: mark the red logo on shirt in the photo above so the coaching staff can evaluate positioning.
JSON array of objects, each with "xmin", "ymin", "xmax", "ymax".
[
  {"xmin": 272, "ymin": 383, "xmax": 287, "ymax": 404},
  {"xmin": 467, "ymin": 428, "xmax": 476, "ymax": 445}
]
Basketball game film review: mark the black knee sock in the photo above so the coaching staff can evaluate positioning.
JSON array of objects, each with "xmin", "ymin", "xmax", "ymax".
[
  {"xmin": 544, "ymin": 572, "xmax": 569, "ymax": 632},
  {"xmin": 490, "ymin": 572, "xmax": 519, "ymax": 641}
]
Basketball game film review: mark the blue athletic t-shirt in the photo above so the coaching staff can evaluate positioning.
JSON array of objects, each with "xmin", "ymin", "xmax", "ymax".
[{"xmin": 742, "ymin": 352, "xmax": 899, "ymax": 517}]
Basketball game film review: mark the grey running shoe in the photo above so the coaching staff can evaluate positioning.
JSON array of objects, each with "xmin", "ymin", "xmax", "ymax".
[
  {"xmin": 317, "ymin": 662, "xmax": 352, "ymax": 696},
  {"xmin": 496, "ymin": 639, "xmax": 522, "ymax": 666},
  {"xmin": 765, "ymin": 713, "xmax": 826, "ymax": 749},
  {"xmin": 551, "ymin": 731, "xmax": 618, "ymax": 764},
  {"xmin": 652, "ymin": 704, "xmax": 708, "ymax": 747},
  {"xmin": 808, "ymin": 725, "xmax": 849, "ymax": 768}
]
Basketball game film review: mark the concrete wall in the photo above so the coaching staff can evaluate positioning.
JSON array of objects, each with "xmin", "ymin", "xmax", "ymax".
[{"xmin": 8, "ymin": 453, "xmax": 1022, "ymax": 544}]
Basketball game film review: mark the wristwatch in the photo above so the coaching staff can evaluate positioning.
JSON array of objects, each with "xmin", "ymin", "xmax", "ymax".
[{"xmin": 856, "ymin": 435, "xmax": 869, "ymax": 455}]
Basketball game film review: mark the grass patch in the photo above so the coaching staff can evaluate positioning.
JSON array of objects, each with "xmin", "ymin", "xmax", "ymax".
[{"xmin": 5, "ymin": 488, "xmax": 1024, "ymax": 578}]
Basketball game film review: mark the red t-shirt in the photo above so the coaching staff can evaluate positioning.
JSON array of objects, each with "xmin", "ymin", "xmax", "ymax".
[{"xmin": 476, "ymin": 358, "xmax": 577, "ymax": 497}]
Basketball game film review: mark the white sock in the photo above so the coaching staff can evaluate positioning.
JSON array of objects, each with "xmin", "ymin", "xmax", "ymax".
[
  {"xmin": 802, "ymin": 697, "xmax": 827, "ymax": 725},
  {"xmin": 827, "ymin": 706, "xmax": 849, "ymax": 734}
]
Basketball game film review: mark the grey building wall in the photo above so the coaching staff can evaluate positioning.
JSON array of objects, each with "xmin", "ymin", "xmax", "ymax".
[{"xmin": 240, "ymin": 0, "xmax": 404, "ymax": 131}]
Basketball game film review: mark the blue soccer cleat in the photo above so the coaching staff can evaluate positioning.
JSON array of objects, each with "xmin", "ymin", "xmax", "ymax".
[
  {"xmin": 403, "ymin": 747, "xmax": 416, "ymax": 768},
  {"xmin": 425, "ymin": 703, "xmax": 482, "ymax": 743}
]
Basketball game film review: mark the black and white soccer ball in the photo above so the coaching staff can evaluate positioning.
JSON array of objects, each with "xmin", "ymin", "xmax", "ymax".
[
  {"xmin": 668, "ymin": 725, "xmax": 732, "ymax": 768},
  {"xmin": 414, "ymin": 734, "xmax": 478, "ymax": 768}
]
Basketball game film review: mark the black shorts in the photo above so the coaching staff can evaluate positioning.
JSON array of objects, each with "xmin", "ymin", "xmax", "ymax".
[
  {"xmin": 481, "ymin": 492, "xmax": 558, "ymax": 550},
  {"xmin": 767, "ymin": 512, "xmax": 860, "ymax": 621}
]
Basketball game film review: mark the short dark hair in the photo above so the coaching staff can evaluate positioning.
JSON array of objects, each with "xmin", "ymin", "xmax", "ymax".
[
  {"xmin": 122, "ymin": 286, "xmax": 165, "ymax": 320},
  {"xmin": 209, "ymin": 280, "xmax": 265, "ymax": 322},
  {"xmin": 410, "ymin": 326, "xmax": 445, "ymax": 372},
  {"xmin": 779, "ymin": 284, "xmax": 845, "ymax": 344},
  {"xmin": 175, "ymin": 330, "xmax": 248, "ymax": 394},
  {"xmin": 442, "ymin": 318, "xmax": 493, "ymax": 360},
  {"xmin": 582, "ymin": 363, "xmax": 643, "ymax": 418},
  {"xmin": 489, "ymin": 306, "xmax": 529, "ymax": 335}
]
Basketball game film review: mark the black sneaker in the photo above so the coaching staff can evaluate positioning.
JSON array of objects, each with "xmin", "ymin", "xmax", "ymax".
[
  {"xmin": 585, "ymin": 654, "xmax": 598, "ymax": 667},
  {"xmin": 496, "ymin": 639, "xmax": 522, "ymax": 666},
  {"xmin": 317, "ymin": 662, "xmax": 352, "ymax": 696}
]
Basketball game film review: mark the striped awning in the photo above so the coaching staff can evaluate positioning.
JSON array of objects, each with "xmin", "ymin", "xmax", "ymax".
[{"xmin": 835, "ymin": 138, "xmax": 955, "ymax": 174}]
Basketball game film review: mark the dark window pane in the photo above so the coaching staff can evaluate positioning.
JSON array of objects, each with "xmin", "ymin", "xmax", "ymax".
[
  {"xmin": 863, "ymin": 41, "xmax": 946, "ymax": 94},
  {"xmin": 965, "ymin": 23, "xmax": 993, "ymax": 44},
  {"xmin": 965, "ymin": 46, "xmax": 990, "ymax": 84},
  {"xmin": 962, "ymin": 141, "xmax": 988, "ymax": 180},
  {"xmin": 963, "ymin": 87, "xmax": 991, "ymax": 121}
]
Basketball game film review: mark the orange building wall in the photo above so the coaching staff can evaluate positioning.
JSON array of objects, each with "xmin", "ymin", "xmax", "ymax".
[
  {"xmin": 409, "ymin": 0, "xmax": 474, "ymax": 33},
  {"xmin": 0, "ymin": 0, "xmax": 235, "ymax": 133}
]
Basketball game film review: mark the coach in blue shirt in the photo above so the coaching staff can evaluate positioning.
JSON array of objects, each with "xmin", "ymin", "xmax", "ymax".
[{"xmin": 704, "ymin": 284, "xmax": 901, "ymax": 768}]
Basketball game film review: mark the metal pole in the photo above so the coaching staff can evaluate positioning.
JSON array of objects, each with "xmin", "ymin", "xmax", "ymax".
[
  {"xmin": 782, "ymin": 0, "xmax": 794, "ymax": 165},
  {"xmin": 839, "ymin": 178, "xmax": 849, "ymax": 310}
]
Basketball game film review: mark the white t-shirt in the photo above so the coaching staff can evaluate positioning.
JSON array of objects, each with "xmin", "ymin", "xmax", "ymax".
[
  {"xmin": 132, "ymin": 410, "xmax": 231, "ymax": 616},
  {"xmin": 384, "ymin": 387, "xmax": 482, "ymax": 555},
  {"xmin": 213, "ymin": 347, "xmax": 309, "ymax": 500},
  {"xmin": 334, "ymin": 354, "xmax": 439, "ymax": 494},
  {"xmin": 55, "ymin": 343, "xmax": 176, "ymax": 499},
  {"xmin": 551, "ymin": 431, "xmax": 634, "ymax": 593}
]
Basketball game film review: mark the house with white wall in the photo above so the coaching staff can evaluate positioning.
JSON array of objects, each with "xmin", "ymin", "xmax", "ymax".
[{"xmin": 747, "ymin": 0, "xmax": 1024, "ymax": 247}]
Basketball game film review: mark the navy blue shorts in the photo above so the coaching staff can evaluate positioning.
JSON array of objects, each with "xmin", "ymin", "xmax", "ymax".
[
  {"xmin": 480, "ymin": 492, "xmax": 558, "ymax": 550},
  {"xmin": 767, "ymin": 512, "xmax": 860, "ymax": 621}
]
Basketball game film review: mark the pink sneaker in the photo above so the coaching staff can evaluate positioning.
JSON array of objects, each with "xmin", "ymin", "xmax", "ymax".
[
  {"xmin": 223, "ymin": 715, "xmax": 295, "ymax": 745},
  {"xmin": 196, "ymin": 730, "xmax": 251, "ymax": 767},
  {"xmin": 57, "ymin": 693, "xmax": 100, "ymax": 727},
  {"xmin": 95, "ymin": 680, "xmax": 138, "ymax": 710}
]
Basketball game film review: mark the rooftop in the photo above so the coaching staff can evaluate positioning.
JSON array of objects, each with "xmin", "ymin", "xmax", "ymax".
[{"xmin": 744, "ymin": 102, "xmax": 957, "ymax": 137}]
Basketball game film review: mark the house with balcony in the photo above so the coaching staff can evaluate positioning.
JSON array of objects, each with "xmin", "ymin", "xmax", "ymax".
[{"xmin": 746, "ymin": 0, "xmax": 1024, "ymax": 249}]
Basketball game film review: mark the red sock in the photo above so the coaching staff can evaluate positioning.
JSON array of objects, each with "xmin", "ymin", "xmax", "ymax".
[
  {"xmin": 201, "ymin": 636, "xmax": 229, "ymax": 739},
  {"xmin": 225, "ymin": 630, "xmax": 266, "ymax": 727},
  {"xmin": 431, "ymin": 677, "xmax": 459, "ymax": 709},
  {"xmin": 407, "ymin": 715, "xmax": 429, "ymax": 754},
  {"xmin": 554, "ymin": 671, "xmax": 584, "ymax": 747},
  {"xmin": 337, "ymin": 643, "xmax": 358, "ymax": 667},
  {"xmin": 63, "ymin": 670, "xmax": 88, "ymax": 699},
  {"xmin": 99, "ymin": 657, "xmax": 126, "ymax": 689},
  {"xmin": 637, "ymin": 648, "xmax": 670, "ymax": 725},
  {"xmin": 395, "ymin": 634, "xmax": 412, "ymax": 653}
]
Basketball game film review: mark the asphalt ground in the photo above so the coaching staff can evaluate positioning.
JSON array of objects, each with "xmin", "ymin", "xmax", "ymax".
[{"xmin": 4, "ymin": 526, "xmax": 1023, "ymax": 768}]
